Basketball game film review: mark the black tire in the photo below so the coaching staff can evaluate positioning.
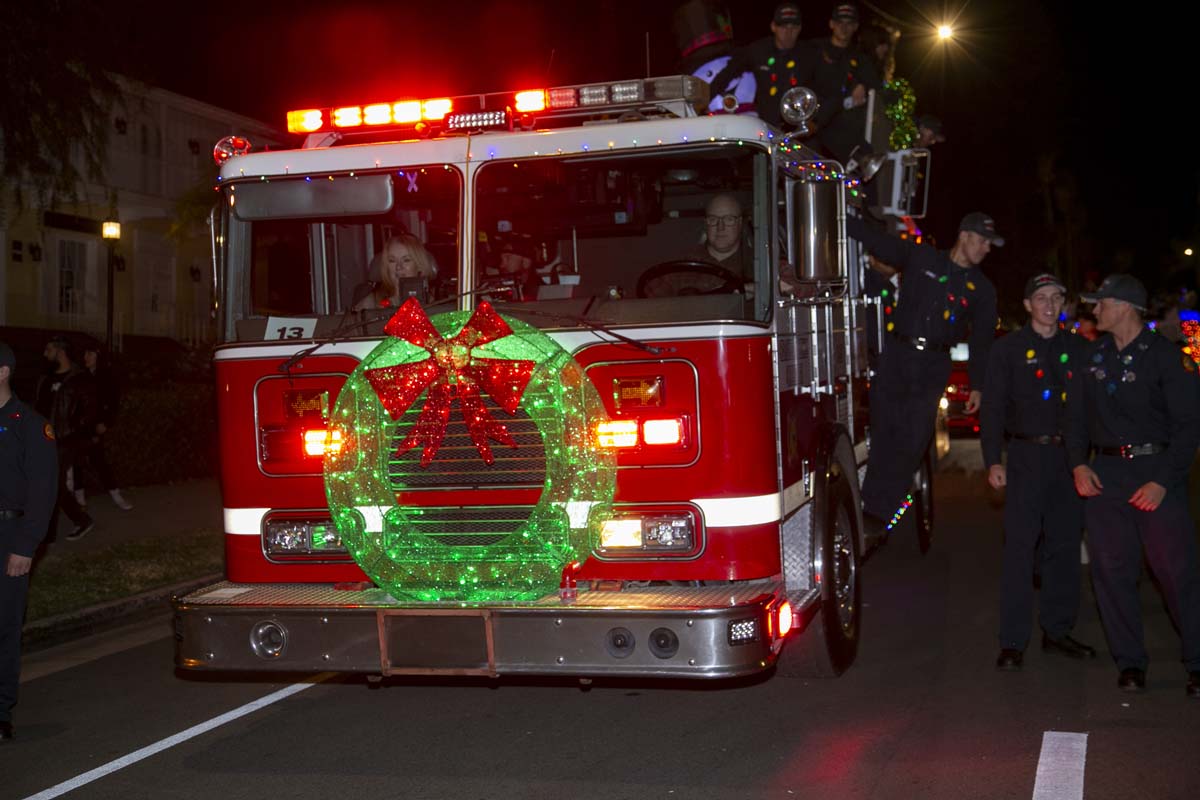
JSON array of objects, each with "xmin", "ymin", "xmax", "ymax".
[
  {"xmin": 776, "ymin": 458, "xmax": 861, "ymax": 678},
  {"xmin": 914, "ymin": 441, "xmax": 935, "ymax": 555}
]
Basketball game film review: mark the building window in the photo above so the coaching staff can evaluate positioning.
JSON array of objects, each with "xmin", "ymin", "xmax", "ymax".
[{"xmin": 57, "ymin": 240, "xmax": 87, "ymax": 314}]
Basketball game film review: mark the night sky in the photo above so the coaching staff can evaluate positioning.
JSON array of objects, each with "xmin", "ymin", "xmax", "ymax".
[{"xmin": 106, "ymin": 0, "xmax": 1197, "ymax": 302}]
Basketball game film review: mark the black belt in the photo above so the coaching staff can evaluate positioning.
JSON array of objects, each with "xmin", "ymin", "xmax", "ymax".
[
  {"xmin": 1097, "ymin": 443, "xmax": 1167, "ymax": 459},
  {"xmin": 894, "ymin": 334, "xmax": 951, "ymax": 353},
  {"xmin": 1008, "ymin": 433, "xmax": 1063, "ymax": 445},
  {"xmin": 0, "ymin": 509, "xmax": 24, "ymax": 520}
]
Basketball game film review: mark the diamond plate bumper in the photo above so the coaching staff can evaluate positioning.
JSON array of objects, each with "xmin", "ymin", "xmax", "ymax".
[{"xmin": 173, "ymin": 580, "xmax": 792, "ymax": 679}]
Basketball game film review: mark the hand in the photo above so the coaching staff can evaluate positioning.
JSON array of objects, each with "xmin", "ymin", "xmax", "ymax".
[
  {"xmin": 850, "ymin": 84, "xmax": 867, "ymax": 107},
  {"xmin": 1073, "ymin": 465, "xmax": 1103, "ymax": 497},
  {"xmin": 1129, "ymin": 481, "xmax": 1166, "ymax": 511},
  {"xmin": 6, "ymin": 554, "xmax": 32, "ymax": 577},
  {"xmin": 987, "ymin": 464, "xmax": 1006, "ymax": 489},
  {"xmin": 964, "ymin": 390, "xmax": 982, "ymax": 414}
]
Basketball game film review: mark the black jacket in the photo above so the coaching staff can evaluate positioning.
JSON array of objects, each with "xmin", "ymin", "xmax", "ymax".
[
  {"xmin": 980, "ymin": 324, "xmax": 1085, "ymax": 467},
  {"xmin": 846, "ymin": 217, "xmax": 998, "ymax": 388},
  {"xmin": 34, "ymin": 366, "xmax": 97, "ymax": 447},
  {"xmin": 0, "ymin": 395, "xmax": 58, "ymax": 557},
  {"xmin": 710, "ymin": 37, "xmax": 817, "ymax": 127}
]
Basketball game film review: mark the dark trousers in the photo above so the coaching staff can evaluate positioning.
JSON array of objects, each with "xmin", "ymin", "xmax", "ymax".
[
  {"xmin": 1086, "ymin": 454, "xmax": 1200, "ymax": 672},
  {"xmin": 862, "ymin": 339, "xmax": 951, "ymax": 519},
  {"xmin": 76, "ymin": 436, "xmax": 117, "ymax": 492},
  {"xmin": 49, "ymin": 442, "xmax": 90, "ymax": 538},
  {"xmin": 998, "ymin": 441, "xmax": 1083, "ymax": 649},
  {"xmin": 0, "ymin": 536, "xmax": 30, "ymax": 723}
]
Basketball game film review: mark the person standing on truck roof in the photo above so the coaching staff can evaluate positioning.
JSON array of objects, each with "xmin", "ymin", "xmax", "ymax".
[
  {"xmin": 807, "ymin": 3, "xmax": 882, "ymax": 164},
  {"xmin": 0, "ymin": 341, "xmax": 58, "ymax": 742},
  {"xmin": 980, "ymin": 274, "xmax": 1095, "ymax": 672},
  {"xmin": 709, "ymin": 2, "xmax": 817, "ymax": 128},
  {"xmin": 1065, "ymin": 274, "xmax": 1200, "ymax": 697},
  {"xmin": 848, "ymin": 212, "xmax": 1000, "ymax": 538}
]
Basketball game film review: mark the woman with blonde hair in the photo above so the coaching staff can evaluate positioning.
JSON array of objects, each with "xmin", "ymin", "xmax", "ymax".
[{"xmin": 354, "ymin": 233, "xmax": 437, "ymax": 310}]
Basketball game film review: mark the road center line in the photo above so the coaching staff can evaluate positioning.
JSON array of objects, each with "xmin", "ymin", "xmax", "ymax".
[
  {"xmin": 1032, "ymin": 731, "xmax": 1088, "ymax": 800},
  {"xmin": 21, "ymin": 673, "xmax": 332, "ymax": 800}
]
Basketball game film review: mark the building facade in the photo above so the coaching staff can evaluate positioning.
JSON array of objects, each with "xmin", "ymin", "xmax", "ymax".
[{"xmin": 1, "ymin": 79, "xmax": 285, "ymax": 346}]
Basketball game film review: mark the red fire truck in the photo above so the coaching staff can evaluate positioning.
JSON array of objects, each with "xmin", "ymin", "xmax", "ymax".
[{"xmin": 174, "ymin": 75, "xmax": 935, "ymax": 680}]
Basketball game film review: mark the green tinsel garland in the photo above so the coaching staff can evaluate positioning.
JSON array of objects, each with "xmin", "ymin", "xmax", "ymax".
[{"xmin": 884, "ymin": 78, "xmax": 918, "ymax": 150}]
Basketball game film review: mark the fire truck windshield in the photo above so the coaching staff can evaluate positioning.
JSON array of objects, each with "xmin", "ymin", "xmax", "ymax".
[
  {"xmin": 473, "ymin": 145, "xmax": 771, "ymax": 325},
  {"xmin": 219, "ymin": 165, "xmax": 462, "ymax": 340},
  {"xmin": 217, "ymin": 146, "xmax": 772, "ymax": 342}
]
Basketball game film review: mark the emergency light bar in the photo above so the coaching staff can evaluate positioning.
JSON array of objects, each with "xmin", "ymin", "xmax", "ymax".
[{"xmin": 285, "ymin": 76, "xmax": 708, "ymax": 137}]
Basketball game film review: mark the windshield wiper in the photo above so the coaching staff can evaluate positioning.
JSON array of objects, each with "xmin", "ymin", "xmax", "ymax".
[{"xmin": 489, "ymin": 303, "xmax": 673, "ymax": 355}]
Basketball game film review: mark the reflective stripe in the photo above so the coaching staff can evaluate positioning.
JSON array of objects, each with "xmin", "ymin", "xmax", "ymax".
[
  {"xmin": 693, "ymin": 492, "xmax": 782, "ymax": 527},
  {"xmin": 223, "ymin": 508, "xmax": 270, "ymax": 535}
]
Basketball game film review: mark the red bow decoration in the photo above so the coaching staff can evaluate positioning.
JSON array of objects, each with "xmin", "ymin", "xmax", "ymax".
[{"xmin": 365, "ymin": 299, "xmax": 536, "ymax": 467}]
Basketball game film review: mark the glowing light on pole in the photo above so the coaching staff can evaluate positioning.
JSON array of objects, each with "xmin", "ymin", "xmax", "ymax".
[{"xmin": 937, "ymin": 25, "xmax": 954, "ymax": 40}]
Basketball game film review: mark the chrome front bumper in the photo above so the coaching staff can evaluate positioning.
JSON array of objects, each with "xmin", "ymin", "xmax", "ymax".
[{"xmin": 173, "ymin": 580, "xmax": 791, "ymax": 679}]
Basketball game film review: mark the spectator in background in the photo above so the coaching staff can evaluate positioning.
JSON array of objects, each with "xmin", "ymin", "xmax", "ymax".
[
  {"xmin": 0, "ymin": 341, "xmax": 58, "ymax": 742},
  {"xmin": 74, "ymin": 343, "xmax": 133, "ymax": 512},
  {"xmin": 858, "ymin": 22, "xmax": 896, "ymax": 83},
  {"xmin": 809, "ymin": 3, "xmax": 882, "ymax": 162},
  {"xmin": 709, "ymin": 2, "xmax": 816, "ymax": 128},
  {"xmin": 916, "ymin": 114, "xmax": 947, "ymax": 148},
  {"xmin": 34, "ymin": 336, "xmax": 95, "ymax": 541}
]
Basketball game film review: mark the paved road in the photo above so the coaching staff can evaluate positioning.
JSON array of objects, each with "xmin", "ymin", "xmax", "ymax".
[{"xmin": 6, "ymin": 443, "xmax": 1199, "ymax": 799}]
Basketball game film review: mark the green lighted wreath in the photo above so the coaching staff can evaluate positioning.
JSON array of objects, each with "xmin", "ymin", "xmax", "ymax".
[
  {"xmin": 324, "ymin": 300, "xmax": 615, "ymax": 602},
  {"xmin": 884, "ymin": 78, "xmax": 918, "ymax": 151}
]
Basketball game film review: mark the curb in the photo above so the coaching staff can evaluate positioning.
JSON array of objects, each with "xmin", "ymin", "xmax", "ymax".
[{"xmin": 22, "ymin": 573, "xmax": 223, "ymax": 653}]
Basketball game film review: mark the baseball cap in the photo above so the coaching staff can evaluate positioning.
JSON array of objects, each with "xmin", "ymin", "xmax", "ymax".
[
  {"xmin": 1080, "ymin": 273, "xmax": 1148, "ymax": 311},
  {"xmin": 774, "ymin": 2, "xmax": 801, "ymax": 26},
  {"xmin": 1024, "ymin": 273, "xmax": 1066, "ymax": 299},
  {"xmin": 917, "ymin": 114, "xmax": 946, "ymax": 142},
  {"xmin": 831, "ymin": 3, "xmax": 859, "ymax": 22},
  {"xmin": 958, "ymin": 212, "xmax": 1005, "ymax": 247},
  {"xmin": 0, "ymin": 342, "xmax": 14, "ymax": 370}
]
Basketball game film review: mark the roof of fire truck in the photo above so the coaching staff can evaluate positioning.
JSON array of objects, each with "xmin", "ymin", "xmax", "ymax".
[{"xmin": 215, "ymin": 75, "xmax": 826, "ymax": 182}]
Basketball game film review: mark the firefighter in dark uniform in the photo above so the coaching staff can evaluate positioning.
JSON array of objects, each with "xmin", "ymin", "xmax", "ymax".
[
  {"xmin": 0, "ymin": 341, "xmax": 58, "ymax": 741},
  {"xmin": 981, "ymin": 274, "xmax": 1095, "ymax": 671},
  {"xmin": 846, "ymin": 212, "xmax": 1001, "ymax": 536},
  {"xmin": 1066, "ymin": 274, "xmax": 1200, "ymax": 696},
  {"xmin": 709, "ymin": 2, "xmax": 816, "ymax": 128}
]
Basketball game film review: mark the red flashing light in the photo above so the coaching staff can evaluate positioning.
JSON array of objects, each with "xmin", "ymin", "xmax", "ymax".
[
  {"xmin": 287, "ymin": 109, "xmax": 324, "ymax": 134},
  {"xmin": 777, "ymin": 600, "xmax": 794, "ymax": 637},
  {"xmin": 363, "ymin": 103, "xmax": 392, "ymax": 125},
  {"xmin": 514, "ymin": 89, "xmax": 546, "ymax": 113},
  {"xmin": 423, "ymin": 98, "xmax": 452, "ymax": 120},
  {"xmin": 333, "ymin": 106, "xmax": 363, "ymax": 128},
  {"xmin": 393, "ymin": 101, "xmax": 421, "ymax": 123}
]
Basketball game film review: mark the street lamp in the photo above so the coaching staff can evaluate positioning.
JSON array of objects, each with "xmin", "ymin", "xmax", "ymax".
[
  {"xmin": 937, "ymin": 25, "xmax": 954, "ymax": 40},
  {"xmin": 102, "ymin": 220, "xmax": 120, "ymax": 347}
]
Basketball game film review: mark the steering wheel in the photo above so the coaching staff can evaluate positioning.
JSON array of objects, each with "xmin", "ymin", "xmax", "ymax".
[{"xmin": 636, "ymin": 260, "xmax": 744, "ymax": 299}]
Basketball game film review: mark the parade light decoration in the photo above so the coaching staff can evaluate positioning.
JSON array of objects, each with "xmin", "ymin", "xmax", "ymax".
[
  {"xmin": 886, "ymin": 493, "xmax": 914, "ymax": 531},
  {"xmin": 883, "ymin": 79, "xmax": 918, "ymax": 150},
  {"xmin": 1182, "ymin": 310, "xmax": 1200, "ymax": 372},
  {"xmin": 324, "ymin": 300, "xmax": 616, "ymax": 602}
]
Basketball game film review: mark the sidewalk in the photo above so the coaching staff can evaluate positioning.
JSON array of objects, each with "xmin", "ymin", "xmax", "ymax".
[{"xmin": 23, "ymin": 477, "xmax": 224, "ymax": 650}]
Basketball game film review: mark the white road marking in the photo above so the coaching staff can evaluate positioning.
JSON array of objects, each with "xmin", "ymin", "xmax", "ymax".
[
  {"xmin": 21, "ymin": 673, "xmax": 332, "ymax": 800},
  {"xmin": 1032, "ymin": 731, "xmax": 1088, "ymax": 800}
]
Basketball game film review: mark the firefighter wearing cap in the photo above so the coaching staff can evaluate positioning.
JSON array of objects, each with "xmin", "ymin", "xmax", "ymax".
[
  {"xmin": 846, "ymin": 212, "xmax": 1000, "ymax": 538},
  {"xmin": 808, "ymin": 3, "xmax": 882, "ymax": 162},
  {"xmin": 980, "ymin": 274, "xmax": 1094, "ymax": 672},
  {"xmin": 0, "ymin": 341, "xmax": 58, "ymax": 741},
  {"xmin": 1065, "ymin": 274, "xmax": 1200, "ymax": 697},
  {"xmin": 709, "ymin": 2, "xmax": 817, "ymax": 127}
]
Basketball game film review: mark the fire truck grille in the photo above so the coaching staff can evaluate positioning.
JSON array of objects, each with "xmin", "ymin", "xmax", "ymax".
[
  {"xmin": 407, "ymin": 505, "xmax": 537, "ymax": 547},
  {"xmin": 386, "ymin": 394, "xmax": 547, "ymax": 490}
]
